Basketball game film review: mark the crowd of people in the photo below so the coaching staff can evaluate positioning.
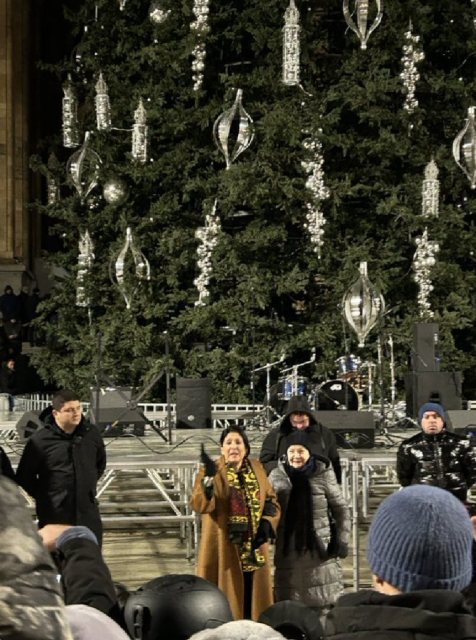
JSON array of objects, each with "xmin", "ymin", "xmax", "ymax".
[
  {"xmin": 1, "ymin": 390, "xmax": 476, "ymax": 638},
  {"xmin": 0, "ymin": 284, "xmax": 43, "ymax": 410}
]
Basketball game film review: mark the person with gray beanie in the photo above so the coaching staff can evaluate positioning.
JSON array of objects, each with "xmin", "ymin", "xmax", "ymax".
[
  {"xmin": 188, "ymin": 620, "xmax": 286, "ymax": 640},
  {"xmin": 325, "ymin": 485, "xmax": 476, "ymax": 639},
  {"xmin": 396, "ymin": 402, "xmax": 476, "ymax": 502}
]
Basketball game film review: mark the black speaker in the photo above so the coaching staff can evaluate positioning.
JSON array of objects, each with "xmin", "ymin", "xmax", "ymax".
[
  {"xmin": 176, "ymin": 378, "xmax": 212, "ymax": 429},
  {"xmin": 315, "ymin": 411, "xmax": 375, "ymax": 449},
  {"xmin": 412, "ymin": 323, "xmax": 440, "ymax": 373},
  {"xmin": 446, "ymin": 410, "xmax": 476, "ymax": 436},
  {"xmin": 89, "ymin": 388, "xmax": 145, "ymax": 436},
  {"xmin": 16, "ymin": 410, "xmax": 43, "ymax": 440},
  {"xmin": 405, "ymin": 372, "xmax": 462, "ymax": 418}
]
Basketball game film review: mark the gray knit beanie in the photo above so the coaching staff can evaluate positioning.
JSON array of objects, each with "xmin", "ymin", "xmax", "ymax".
[{"xmin": 367, "ymin": 485, "xmax": 473, "ymax": 593}]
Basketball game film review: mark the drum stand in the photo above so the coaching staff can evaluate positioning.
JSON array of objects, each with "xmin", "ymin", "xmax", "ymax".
[
  {"xmin": 251, "ymin": 356, "xmax": 285, "ymax": 428},
  {"xmin": 280, "ymin": 351, "xmax": 316, "ymax": 406}
]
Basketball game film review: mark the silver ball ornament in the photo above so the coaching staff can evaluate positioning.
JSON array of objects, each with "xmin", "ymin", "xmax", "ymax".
[
  {"xmin": 149, "ymin": 2, "xmax": 171, "ymax": 24},
  {"xmin": 103, "ymin": 178, "xmax": 129, "ymax": 205}
]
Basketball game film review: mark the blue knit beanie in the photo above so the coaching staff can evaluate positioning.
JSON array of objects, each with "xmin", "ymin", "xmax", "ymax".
[
  {"xmin": 418, "ymin": 402, "xmax": 446, "ymax": 423},
  {"xmin": 367, "ymin": 485, "xmax": 473, "ymax": 593}
]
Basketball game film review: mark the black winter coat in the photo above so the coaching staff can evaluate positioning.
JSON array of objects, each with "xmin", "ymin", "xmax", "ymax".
[
  {"xmin": 325, "ymin": 589, "xmax": 476, "ymax": 640},
  {"xmin": 16, "ymin": 409, "xmax": 106, "ymax": 543},
  {"xmin": 396, "ymin": 429, "xmax": 476, "ymax": 502},
  {"xmin": 259, "ymin": 397, "xmax": 341, "ymax": 482}
]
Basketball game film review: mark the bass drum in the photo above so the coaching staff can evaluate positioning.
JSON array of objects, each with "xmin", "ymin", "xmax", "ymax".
[{"xmin": 317, "ymin": 379, "xmax": 358, "ymax": 411}]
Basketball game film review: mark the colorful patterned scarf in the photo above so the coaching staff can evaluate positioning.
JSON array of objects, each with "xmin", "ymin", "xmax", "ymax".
[{"xmin": 227, "ymin": 458, "xmax": 265, "ymax": 571}]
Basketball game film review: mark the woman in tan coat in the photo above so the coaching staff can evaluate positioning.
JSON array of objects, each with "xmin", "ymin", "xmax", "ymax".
[{"xmin": 191, "ymin": 425, "xmax": 280, "ymax": 621}]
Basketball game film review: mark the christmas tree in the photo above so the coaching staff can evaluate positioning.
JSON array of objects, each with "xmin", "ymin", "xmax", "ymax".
[{"xmin": 30, "ymin": 0, "xmax": 476, "ymax": 403}]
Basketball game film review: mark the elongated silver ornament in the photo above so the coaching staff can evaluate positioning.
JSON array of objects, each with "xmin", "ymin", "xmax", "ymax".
[
  {"xmin": 76, "ymin": 230, "xmax": 95, "ymax": 307},
  {"xmin": 194, "ymin": 201, "xmax": 221, "ymax": 306},
  {"xmin": 132, "ymin": 99, "xmax": 148, "ymax": 164},
  {"xmin": 95, "ymin": 72, "xmax": 111, "ymax": 131},
  {"xmin": 282, "ymin": 0, "xmax": 301, "ymax": 86},
  {"xmin": 343, "ymin": 0, "xmax": 383, "ymax": 50},
  {"xmin": 62, "ymin": 75, "xmax": 80, "ymax": 148},
  {"xmin": 453, "ymin": 106, "xmax": 476, "ymax": 188},
  {"xmin": 213, "ymin": 90, "xmax": 254, "ymax": 169}
]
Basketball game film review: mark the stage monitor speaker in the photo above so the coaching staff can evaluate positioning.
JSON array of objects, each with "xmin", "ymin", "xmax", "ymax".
[
  {"xmin": 89, "ymin": 387, "xmax": 145, "ymax": 437},
  {"xmin": 16, "ymin": 410, "xmax": 43, "ymax": 440},
  {"xmin": 315, "ymin": 411, "xmax": 375, "ymax": 449},
  {"xmin": 412, "ymin": 323, "xmax": 440, "ymax": 373},
  {"xmin": 446, "ymin": 410, "xmax": 476, "ymax": 437},
  {"xmin": 176, "ymin": 378, "xmax": 212, "ymax": 429},
  {"xmin": 405, "ymin": 372, "xmax": 462, "ymax": 418}
]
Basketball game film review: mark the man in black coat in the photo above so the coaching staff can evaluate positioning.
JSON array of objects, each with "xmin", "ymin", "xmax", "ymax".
[
  {"xmin": 325, "ymin": 485, "xmax": 476, "ymax": 640},
  {"xmin": 259, "ymin": 395, "xmax": 341, "ymax": 483},
  {"xmin": 16, "ymin": 388, "xmax": 107, "ymax": 545},
  {"xmin": 396, "ymin": 402, "xmax": 476, "ymax": 502}
]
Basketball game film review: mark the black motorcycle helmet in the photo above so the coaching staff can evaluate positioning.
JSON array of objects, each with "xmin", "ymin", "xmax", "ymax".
[{"xmin": 124, "ymin": 574, "xmax": 233, "ymax": 640}]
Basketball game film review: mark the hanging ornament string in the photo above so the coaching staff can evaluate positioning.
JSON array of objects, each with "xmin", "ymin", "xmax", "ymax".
[
  {"xmin": 342, "ymin": 261, "xmax": 385, "ymax": 347},
  {"xmin": 213, "ymin": 90, "xmax": 254, "ymax": 169},
  {"xmin": 62, "ymin": 75, "xmax": 80, "ymax": 148},
  {"xmin": 66, "ymin": 132, "xmax": 102, "ymax": 202},
  {"xmin": 413, "ymin": 229, "xmax": 439, "ymax": 318},
  {"xmin": 132, "ymin": 99, "xmax": 149, "ymax": 163},
  {"xmin": 453, "ymin": 106, "xmax": 476, "ymax": 188},
  {"xmin": 343, "ymin": 0, "xmax": 383, "ymax": 50},
  {"xmin": 76, "ymin": 230, "xmax": 95, "ymax": 308},
  {"xmin": 400, "ymin": 22, "xmax": 424, "ymax": 115},
  {"xmin": 47, "ymin": 153, "xmax": 61, "ymax": 205},
  {"xmin": 190, "ymin": 0, "xmax": 210, "ymax": 91},
  {"xmin": 95, "ymin": 72, "xmax": 112, "ymax": 131},
  {"xmin": 413, "ymin": 160, "xmax": 440, "ymax": 318},
  {"xmin": 301, "ymin": 132, "xmax": 329, "ymax": 258},
  {"xmin": 110, "ymin": 227, "xmax": 151, "ymax": 309},
  {"xmin": 194, "ymin": 201, "xmax": 221, "ymax": 306}
]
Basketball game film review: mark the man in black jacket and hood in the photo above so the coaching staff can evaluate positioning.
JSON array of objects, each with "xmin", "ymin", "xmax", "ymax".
[
  {"xmin": 325, "ymin": 484, "xmax": 476, "ymax": 640},
  {"xmin": 259, "ymin": 395, "xmax": 341, "ymax": 483},
  {"xmin": 16, "ymin": 388, "xmax": 107, "ymax": 545}
]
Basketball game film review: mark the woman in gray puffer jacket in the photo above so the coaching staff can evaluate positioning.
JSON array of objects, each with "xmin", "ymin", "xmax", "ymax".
[{"xmin": 269, "ymin": 431, "xmax": 350, "ymax": 616}]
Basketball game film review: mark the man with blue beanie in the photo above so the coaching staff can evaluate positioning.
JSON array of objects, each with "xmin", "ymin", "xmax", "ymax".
[
  {"xmin": 396, "ymin": 402, "xmax": 476, "ymax": 502},
  {"xmin": 325, "ymin": 485, "xmax": 476, "ymax": 639}
]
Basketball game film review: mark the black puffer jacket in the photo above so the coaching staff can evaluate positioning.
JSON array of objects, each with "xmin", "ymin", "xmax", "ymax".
[
  {"xmin": 396, "ymin": 429, "xmax": 476, "ymax": 502},
  {"xmin": 325, "ymin": 589, "xmax": 476, "ymax": 640},
  {"xmin": 16, "ymin": 407, "xmax": 107, "ymax": 543},
  {"xmin": 259, "ymin": 396, "xmax": 341, "ymax": 482}
]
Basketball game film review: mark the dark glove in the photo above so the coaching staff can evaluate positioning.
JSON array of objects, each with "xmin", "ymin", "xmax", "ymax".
[
  {"xmin": 200, "ymin": 444, "xmax": 216, "ymax": 478},
  {"xmin": 328, "ymin": 539, "xmax": 348, "ymax": 559},
  {"xmin": 253, "ymin": 519, "xmax": 275, "ymax": 549}
]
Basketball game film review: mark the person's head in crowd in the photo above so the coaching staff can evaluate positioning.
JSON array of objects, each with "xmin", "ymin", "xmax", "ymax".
[
  {"xmin": 52, "ymin": 389, "xmax": 83, "ymax": 433},
  {"xmin": 220, "ymin": 425, "xmax": 251, "ymax": 470},
  {"xmin": 66, "ymin": 605, "xmax": 130, "ymax": 640},
  {"xmin": 189, "ymin": 620, "xmax": 287, "ymax": 640},
  {"xmin": 284, "ymin": 396, "xmax": 315, "ymax": 431},
  {"xmin": 367, "ymin": 484, "xmax": 474, "ymax": 594},
  {"xmin": 4, "ymin": 285, "xmax": 13, "ymax": 295},
  {"xmin": 6, "ymin": 358, "xmax": 15, "ymax": 371},
  {"xmin": 419, "ymin": 402, "xmax": 446, "ymax": 435},
  {"xmin": 285, "ymin": 431, "xmax": 312, "ymax": 468}
]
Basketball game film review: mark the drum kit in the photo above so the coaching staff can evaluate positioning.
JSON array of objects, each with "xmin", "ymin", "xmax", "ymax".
[{"xmin": 247, "ymin": 351, "xmax": 379, "ymax": 429}]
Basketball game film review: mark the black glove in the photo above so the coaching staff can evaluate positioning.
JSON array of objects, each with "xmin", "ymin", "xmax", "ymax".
[
  {"xmin": 200, "ymin": 444, "xmax": 216, "ymax": 478},
  {"xmin": 253, "ymin": 519, "xmax": 275, "ymax": 549},
  {"xmin": 328, "ymin": 539, "xmax": 348, "ymax": 559}
]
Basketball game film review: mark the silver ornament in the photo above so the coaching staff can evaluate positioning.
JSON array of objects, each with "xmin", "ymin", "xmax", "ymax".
[
  {"xmin": 62, "ymin": 75, "xmax": 80, "ymax": 148},
  {"xmin": 343, "ymin": 0, "xmax": 383, "ymax": 50},
  {"xmin": 111, "ymin": 227, "xmax": 151, "ymax": 309},
  {"xmin": 213, "ymin": 89, "xmax": 254, "ymax": 169},
  {"xmin": 66, "ymin": 131, "xmax": 102, "ymax": 201},
  {"xmin": 342, "ymin": 262, "xmax": 385, "ymax": 347},
  {"xmin": 103, "ymin": 178, "xmax": 129, "ymax": 205},
  {"xmin": 282, "ymin": 0, "xmax": 301, "ymax": 86},
  {"xmin": 132, "ymin": 99, "xmax": 149, "ymax": 164},
  {"xmin": 149, "ymin": 1, "xmax": 171, "ymax": 24},
  {"xmin": 453, "ymin": 106, "xmax": 476, "ymax": 188}
]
